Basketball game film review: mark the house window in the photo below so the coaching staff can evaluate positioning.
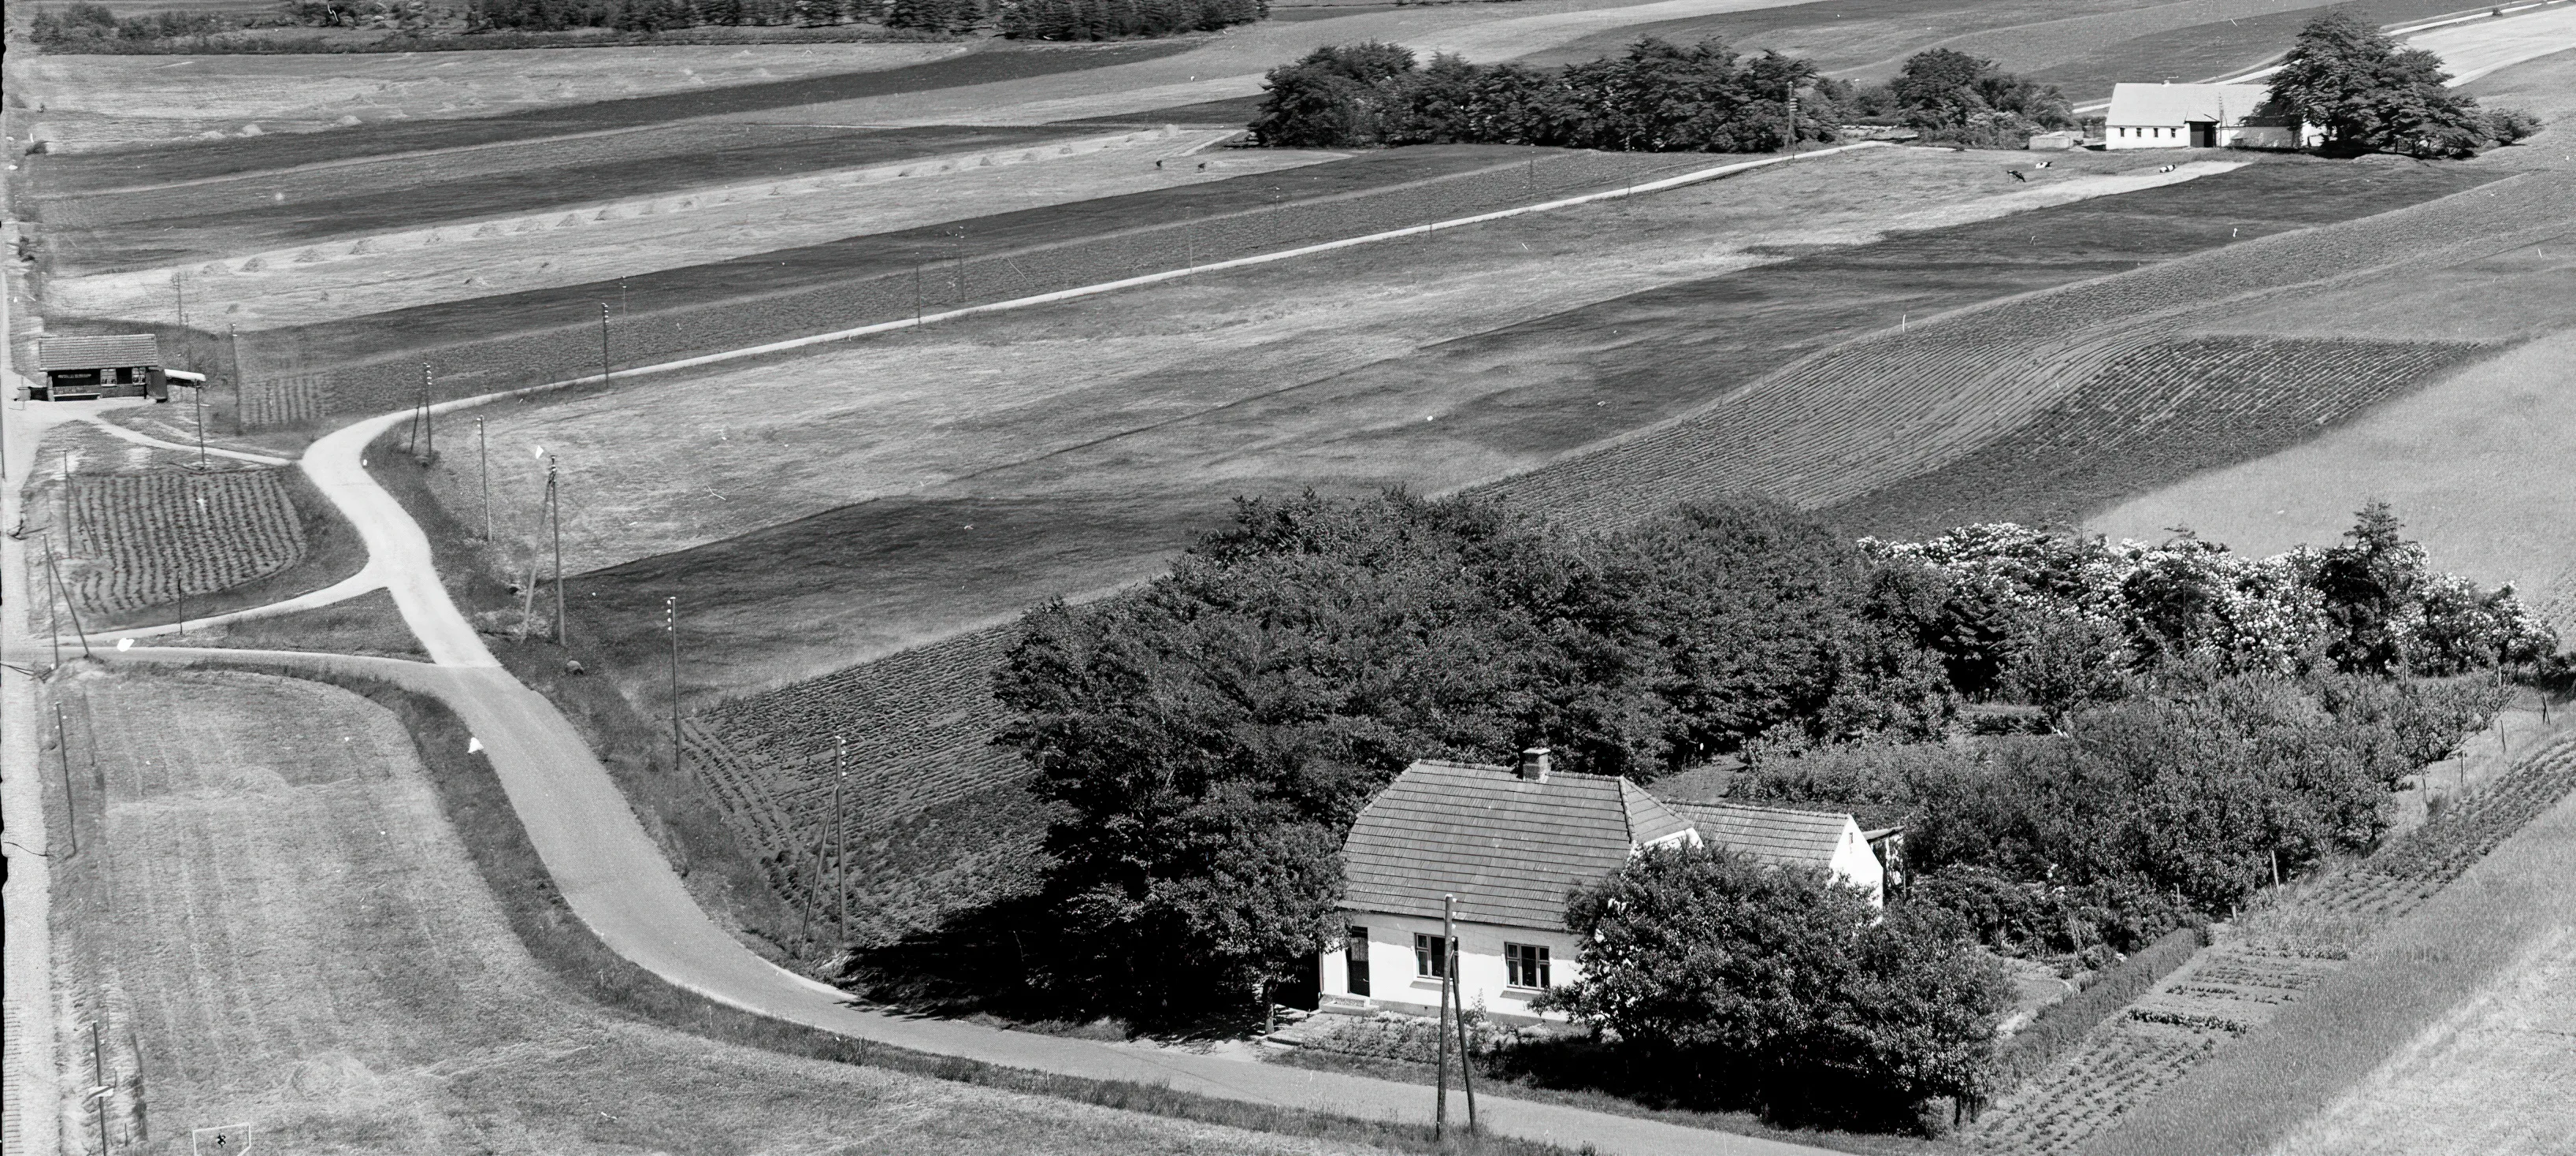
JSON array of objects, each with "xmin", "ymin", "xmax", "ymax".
[
  {"xmin": 1505, "ymin": 943, "xmax": 1551, "ymax": 989},
  {"xmin": 1346, "ymin": 927, "xmax": 1372, "ymax": 997},
  {"xmin": 1413, "ymin": 933, "xmax": 1457, "ymax": 979}
]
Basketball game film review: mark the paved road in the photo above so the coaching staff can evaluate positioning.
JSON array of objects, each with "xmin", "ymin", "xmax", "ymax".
[{"xmin": 74, "ymin": 401, "xmax": 1841, "ymax": 1153}]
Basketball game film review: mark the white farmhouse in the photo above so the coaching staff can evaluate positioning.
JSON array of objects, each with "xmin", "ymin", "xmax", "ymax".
[
  {"xmin": 1321, "ymin": 749, "xmax": 1887, "ymax": 1023},
  {"xmin": 2104, "ymin": 81, "xmax": 2317, "ymax": 150}
]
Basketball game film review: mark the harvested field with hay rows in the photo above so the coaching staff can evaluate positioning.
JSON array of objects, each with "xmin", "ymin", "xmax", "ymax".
[
  {"xmin": 58, "ymin": 467, "xmax": 307, "ymax": 616},
  {"xmin": 1968, "ymin": 734, "xmax": 2576, "ymax": 1156},
  {"xmin": 37, "ymin": 123, "xmax": 1105, "ymax": 272},
  {"xmin": 228, "ymin": 145, "xmax": 1718, "ymax": 422},
  {"xmin": 12, "ymin": 42, "xmax": 971, "ymax": 153},
  {"xmin": 57, "ymin": 131, "xmax": 1334, "ymax": 331},
  {"xmin": 1496, "ymin": 166, "xmax": 2564, "ymax": 530},
  {"xmin": 23, "ymin": 41, "xmax": 1197, "ymax": 194}
]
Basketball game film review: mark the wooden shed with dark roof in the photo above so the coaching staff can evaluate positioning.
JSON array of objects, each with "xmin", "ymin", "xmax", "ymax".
[{"xmin": 33, "ymin": 334, "xmax": 167, "ymax": 401}]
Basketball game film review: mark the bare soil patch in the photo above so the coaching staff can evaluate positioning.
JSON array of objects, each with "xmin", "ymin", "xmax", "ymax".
[
  {"xmin": 11, "ymin": 42, "xmax": 967, "ymax": 152},
  {"xmin": 41, "ymin": 665, "xmax": 1386, "ymax": 1155}
]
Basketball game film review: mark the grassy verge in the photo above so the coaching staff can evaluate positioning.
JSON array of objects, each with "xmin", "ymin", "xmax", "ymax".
[
  {"xmin": 184, "ymin": 587, "xmax": 425, "ymax": 658},
  {"xmin": 1266, "ymin": 1044, "xmax": 1949, "ymax": 1156},
  {"xmin": 205, "ymin": 655, "xmax": 1558, "ymax": 1156},
  {"xmin": 358, "ymin": 433, "xmax": 813, "ymax": 964}
]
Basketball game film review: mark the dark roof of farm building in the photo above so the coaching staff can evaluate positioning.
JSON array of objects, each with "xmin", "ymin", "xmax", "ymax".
[
  {"xmin": 37, "ymin": 335, "xmax": 161, "ymax": 371},
  {"xmin": 1665, "ymin": 801, "xmax": 1854, "ymax": 871},
  {"xmin": 1341, "ymin": 760, "xmax": 1695, "ymax": 931}
]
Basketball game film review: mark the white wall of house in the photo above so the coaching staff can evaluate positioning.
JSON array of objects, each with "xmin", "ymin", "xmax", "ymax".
[
  {"xmin": 2106, "ymin": 121, "xmax": 2314, "ymax": 150},
  {"xmin": 1324, "ymin": 911, "xmax": 1583, "ymax": 1022},
  {"xmin": 1830, "ymin": 823, "xmax": 1888, "ymax": 905}
]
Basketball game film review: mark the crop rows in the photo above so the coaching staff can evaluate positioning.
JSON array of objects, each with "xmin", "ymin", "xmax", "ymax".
[
  {"xmin": 1965, "ymin": 735, "xmax": 2576, "ymax": 1155},
  {"xmin": 61, "ymin": 468, "xmax": 306, "ymax": 616},
  {"xmin": 228, "ymin": 149, "xmax": 1715, "ymax": 427},
  {"xmin": 1502, "ymin": 169, "xmax": 2573, "ymax": 529},
  {"xmin": 685, "ymin": 623, "xmax": 1045, "ymax": 943}
]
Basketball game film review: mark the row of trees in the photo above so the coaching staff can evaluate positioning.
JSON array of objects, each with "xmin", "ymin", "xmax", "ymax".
[
  {"xmin": 1245, "ymin": 39, "xmax": 2079, "ymax": 152},
  {"xmin": 995, "ymin": 0, "xmax": 1264, "ymax": 41},
  {"xmin": 1249, "ymin": 39, "xmax": 1839, "ymax": 151},
  {"xmin": 957, "ymin": 490, "xmax": 2554, "ymax": 1121}
]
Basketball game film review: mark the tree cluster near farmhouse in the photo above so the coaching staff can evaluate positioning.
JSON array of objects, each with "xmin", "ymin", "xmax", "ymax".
[
  {"xmin": 2270, "ymin": 13, "xmax": 2541, "ymax": 157},
  {"xmin": 1249, "ymin": 39, "xmax": 2076, "ymax": 151},
  {"xmin": 950, "ymin": 489, "xmax": 2554, "ymax": 1050}
]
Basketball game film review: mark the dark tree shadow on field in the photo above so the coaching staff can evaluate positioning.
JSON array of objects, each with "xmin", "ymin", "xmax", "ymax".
[{"xmin": 1485, "ymin": 1038, "xmax": 1947, "ymax": 1136}]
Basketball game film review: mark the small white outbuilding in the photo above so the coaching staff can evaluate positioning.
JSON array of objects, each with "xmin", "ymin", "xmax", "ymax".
[{"xmin": 2104, "ymin": 81, "xmax": 2318, "ymax": 150}]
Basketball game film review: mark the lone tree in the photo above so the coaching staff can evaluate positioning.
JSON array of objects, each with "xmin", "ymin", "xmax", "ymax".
[{"xmin": 2270, "ymin": 13, "xmax": 2491, "ymax": 157}]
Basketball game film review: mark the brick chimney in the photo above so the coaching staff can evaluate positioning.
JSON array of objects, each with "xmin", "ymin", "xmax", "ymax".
[{"xmin": 1517, "ymin": 746, "xmax": 1553, "ymax": 782}]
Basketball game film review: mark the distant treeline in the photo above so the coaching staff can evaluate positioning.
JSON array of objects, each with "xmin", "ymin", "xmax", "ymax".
[
  {"xmin": 19, "ymin": 0, "xmax": 1262, "ymax": 48},
  {"xmin": 1249, "ymin": 39, "xmax": 2077, "ymax": 151},
  {"xmin": 994, "ymin": 0, "xmax": 1265, "ymax": 41}
]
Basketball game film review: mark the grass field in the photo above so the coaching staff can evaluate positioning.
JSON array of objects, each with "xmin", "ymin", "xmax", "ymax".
[
  {"xmin": 10, "ymin": 42, "xmax": 968, "ymax": 152},
  {"xmin": 396, "ymin": 148, "xmax": 2211, "ymax": 690},
  {"xmin": 52, "ymin": 132, "xmax": 1338, "ymax": 329},
  {"xmin": 2087, "ymin": 326, "xmax": 2576, "ymax": 637},
  {"xmin": 35, "ymin": 122, "xmax": 1105, "ymax": 271},
  {"xmin": 2459, "ymin": 43, "xmax": 2576, "ymax": 122},
  {"xmin": 2265, "ymin": 929, "xmax": 2576, "ymax": 1156},
  {"xmin": 41, "ymin": 665, "xmax": 1401, "ymax": 1155},
  {"xmin": 217, "ymin": 144, "xmax": 1722, "ymax": 417}
]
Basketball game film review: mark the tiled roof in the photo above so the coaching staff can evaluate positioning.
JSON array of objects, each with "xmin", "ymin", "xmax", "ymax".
[
  {"xmin": 37, "ymin": 335, "xmax": 161, "ymax": 371},
  {"xmin": 2105, "ymin": 83, "xmax": 2275, "ymax": 128},
  {"xmin": 1341, "ymin": 760, "xmax": 1695, "ymax": 931},
  {"xmin": 1665, "ymin": 801, "xmax": 1851, "ymax": 869}
]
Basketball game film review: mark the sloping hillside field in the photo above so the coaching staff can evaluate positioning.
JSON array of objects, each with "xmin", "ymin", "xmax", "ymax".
[
  {"xmin": 219, "ymin": 145, "xmax": 1720, "ymax": 420},
  {"xmin": 624, "ymin": 161, "xmax": 2528, "ymax": 946}
]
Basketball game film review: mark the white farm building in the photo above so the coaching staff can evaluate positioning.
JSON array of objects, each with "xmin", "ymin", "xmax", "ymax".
[
  {"xmin": 2104, "ymin": 82, "xmax": 2318, "ymax": 150},
  {"xmin": 1320, "ymin": 750, "xmax": 1887, "ymax": 1024}
]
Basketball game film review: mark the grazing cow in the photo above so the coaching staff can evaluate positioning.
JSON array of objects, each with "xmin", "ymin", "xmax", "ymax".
[{"xmin": 2006, "ymin": 169, "xmax": 2028, "ymax": 182}]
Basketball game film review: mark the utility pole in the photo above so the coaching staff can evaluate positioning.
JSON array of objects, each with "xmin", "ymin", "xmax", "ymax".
[
  {"xmin": 91, "ymin": 1020, "xmax": 109, "ymax": 1148},
  {"xmin": 666, "ymin": 596, "xmax": 681, "ymax": 776},
  {"xmin": 599, "ymin": 302, "xmax": 612, "ymax": 388},
  {"xmin": 1435, "ymin": 893, "xmax": 1453, "ymax": 1139},
  {"xmin": 192, "ymin": 365, "xmax": 208, "ymax": 470},
  {"xmin": 44, "ymin": 537, "xmax": 91, "ymax": 658},
  {"xmin": 1454, "ymin": 905, "xmax": 1476, "ymax": 1133},
  {"xmin": 42, "ymin": 534, "xmax": 64, "ymax": 668},
  {"xmin": 547, "ymin": 455, "xmax": 564, "ymax": 647},
  {"xmin": 1786, "ymin": 77, "xmax": 1799, "ymax": 152},
  {"xmin": 833, "ymin": 735, "xmax": 849, "ymax": 930},
  {"xmin": 56, "ymin": 702, "xmax": 80, "ymax": 857},
  {"xmin": 477, "ymin": 417, "xmax": 491, "ymax": 541},
  {"xmin": 61, "ymin": 450, "xmax": 76, "ymax": 547}
]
